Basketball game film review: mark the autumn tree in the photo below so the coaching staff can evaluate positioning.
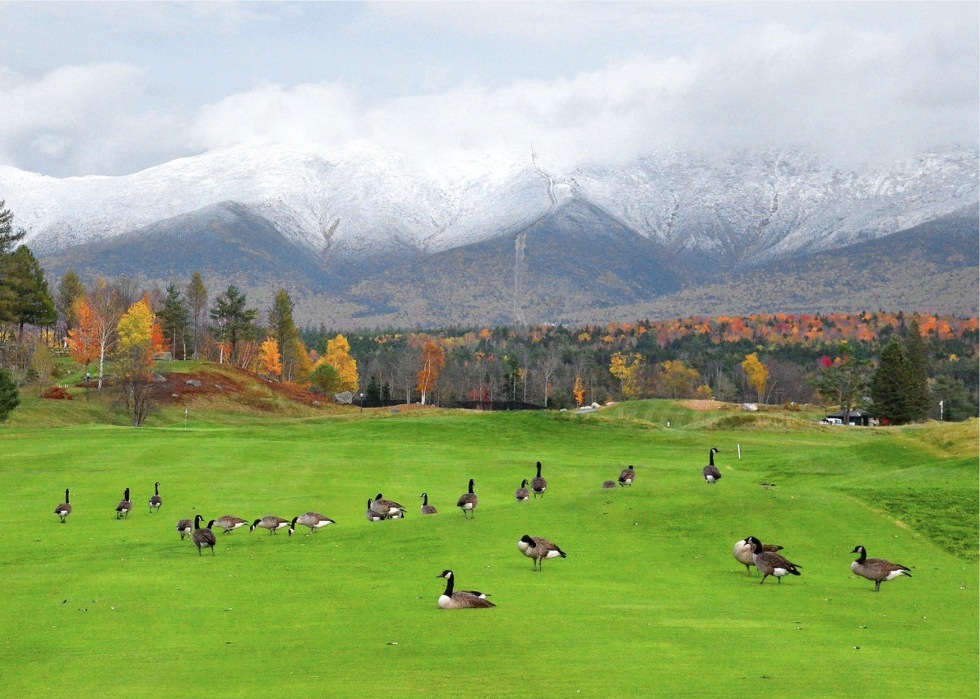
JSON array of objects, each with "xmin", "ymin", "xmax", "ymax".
[
  {"xmin": 67, "ymin": 297, "xmax": 101, "ymax": 397},
  {"xmin": 324, "ymin": 334, "xmax": 359, "ymax": 393},
  {"xmin": 573, "ymin": 375, "xmax": 585, "ymax": 407},
  {"xmin": 653, "ymin": 360, "xmax": 701, "ymax": 399},
  {"xmin": 257, "ymin": 337, "xmax": 283, "ymax": 379},
  {"xmin": 115, "ymin": 300, "xmax": 162, "ymax": 426},
  {"xmin": 85, "ymin": 279, "xmax": 122, "ymax": 391},
  {"xmin": 29, "ymin": 337, "xmax": 54, "ymax": 396},
  {"xmin": 742, "ymin": 352, "xmax": 769, "ymax": 403},
  {"xmin": 416, "ymin": 339, "xmax": 445, "ymax": 405},
  {"xmin": 610, "ymin": 352, "xmax": 645, "ymax": 400}
]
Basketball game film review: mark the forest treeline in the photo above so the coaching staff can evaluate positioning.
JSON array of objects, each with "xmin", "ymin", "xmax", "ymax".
[{"xmin": 0, "ymin": 194, "xmax": 977, "ymax": 425}]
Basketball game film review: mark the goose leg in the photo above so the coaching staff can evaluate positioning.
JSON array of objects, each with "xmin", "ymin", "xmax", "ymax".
[{"xmin": 874, "ymin": 581, "xmax": 881, "ymax": 592}]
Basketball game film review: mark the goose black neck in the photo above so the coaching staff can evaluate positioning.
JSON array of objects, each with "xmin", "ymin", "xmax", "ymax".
[
  {"xmin": 468, "ymin": 480, "xmax": 475, "ymax": 494},
  {"xmin": 709, "ymin": 451, "xmax": 715, "ymax": 466},
  {"xmin": 65, "ymin": 489, "xmax": 70, "ymax": 503},
  {"xmin": 855, "ymin": 547, "xmax": 867, "ymax": 563},
  {"xmin": 536, "ymin": 462, "xmax": 542, "ymax": 476},
  {"xmin": 443, "ymin": 573, "xmax": 455, "ymax": 597},
  {"xmin": 423, "ymin": 493, "xmax": 429, "ymax": 505},
  {"xmin": 155, "ymin": 483, "xmax": 160, "ymax": 495}
]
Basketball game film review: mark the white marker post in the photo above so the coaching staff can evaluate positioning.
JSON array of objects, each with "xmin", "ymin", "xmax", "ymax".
[{"xmin": 737, "ymin": 444, "xmax": 741, "ymax": 459}]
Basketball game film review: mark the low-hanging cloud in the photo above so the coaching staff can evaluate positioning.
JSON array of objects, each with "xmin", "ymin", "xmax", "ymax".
[{"xmin": 1, "ymin": 12, "xmax": 976, "ymax": 177}]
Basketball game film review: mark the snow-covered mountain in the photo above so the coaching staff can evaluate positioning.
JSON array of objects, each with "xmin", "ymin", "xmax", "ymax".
[{"xmin": 3, "ymin": 143, "xmax": 976, "ymax": 267}]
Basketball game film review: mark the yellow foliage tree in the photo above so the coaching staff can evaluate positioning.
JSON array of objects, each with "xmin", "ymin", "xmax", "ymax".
[
  {"xmin": 116, "ymin": 300, "xmax": 157, "ymax": 368},
  {"xmin": 609, "ymin": 352, "xmax": 645, "ymax": 400},
  {"xmin": 325, "ymin": 334, "xmax": 359, "ymax": 393},
  {"xmin": 742, "ymin": 352, "xmax": 769, "ymax": 402},
  {"xmin": 653, "ymin": 360, "xmax": 701, "ymax": 399},
  {"xmin": 573, "ymin": 375, "xmax": 585, "ymax": 407},
  {"xmin": 416, "ymin": 339, "xmax": 445, "ymax": 405},
  {"xmin": 257, "ymin": 337, "xmax": 283, "ymax": 379}
]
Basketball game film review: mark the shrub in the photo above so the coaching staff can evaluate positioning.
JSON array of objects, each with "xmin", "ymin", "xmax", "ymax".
[
  {"xmin": 42, "ymin": 386, "xmax": 73, "ymax": 401},
  {"xmin": 0, "ymin": 367, "xmax": 20, "ymax": 421}
]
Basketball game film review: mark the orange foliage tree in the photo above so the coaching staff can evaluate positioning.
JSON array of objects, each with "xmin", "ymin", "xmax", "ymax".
[
  {"xmin": 67, "ymin": 298, "xmax": 100, "ymax": 388},
  {"xmin": 573, "ymin": 375, "xmax": 585, "ymax": 407},
  {"xmin": 416, "ymin": 339, "xmax": 445, "ymax": 405},
  {"xmin": 610, "ymin": 352, "xmax": 645, "ymax": 400},
  {"xmin": 257, "ymin": 337, "xmax": 283, "ymax": 379}
]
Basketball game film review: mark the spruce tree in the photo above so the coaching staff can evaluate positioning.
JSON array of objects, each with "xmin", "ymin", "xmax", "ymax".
[
  {"xmin": 185, "ymin": 272, "xmax": 208, "ymax": 359},
  {"xmin": 159, "ymin": 284, "xmax": 189, "ymax": 359},
  {"xmin": 268, "ymin": 290, "xmax": 299, "ymax": 379},
  {"xmin": 871, "ymin": 339, "xmax": 913, "ymax": 425},
  {"xmin": 903, "ymin": 318, "xmax": 931, "ymax": 422},
  {"xmin": 209, "ymin": 285, "xmax": 257, "ymax": 363},
  {"xmin": 9, "ymin": 246, "xmax": 57, "ymax": 335},
  {"xmin": 55, "ymin": 269, "xmax": 86, "ymax": 339},
  {"xmin": 0, "ymin": 366, "xmax": 20, "ymax": 422}
]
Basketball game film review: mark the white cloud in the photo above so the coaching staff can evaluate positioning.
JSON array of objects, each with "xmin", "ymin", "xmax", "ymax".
[{"xmin": 0, "ymin": 6, "xmax": 975, "ymax": 177}]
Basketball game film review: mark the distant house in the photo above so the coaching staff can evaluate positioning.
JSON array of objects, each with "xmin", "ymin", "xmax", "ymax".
[{"xmin": 825, "ymin": 408, "xmax": 872, "ymax": 426}]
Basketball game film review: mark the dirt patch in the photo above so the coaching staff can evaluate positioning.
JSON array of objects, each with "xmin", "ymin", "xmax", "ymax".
[
  {"xmin": 153, "ymin": 366, "xmax": 327, "ymax": 412},
  {"xmin": 679, "ymin": 400, "xmax": 727, "ymax": 412}
]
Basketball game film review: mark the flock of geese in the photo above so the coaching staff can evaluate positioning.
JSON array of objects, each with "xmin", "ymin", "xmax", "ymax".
[{"xmin": 52, "ymin": 447, "xmax": 913, "ymax": 608}]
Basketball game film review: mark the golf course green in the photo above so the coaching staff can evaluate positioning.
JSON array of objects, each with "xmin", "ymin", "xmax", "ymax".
[{"xmin": 1, "ymin": 395, "xmax": 976, "ymax": 697}]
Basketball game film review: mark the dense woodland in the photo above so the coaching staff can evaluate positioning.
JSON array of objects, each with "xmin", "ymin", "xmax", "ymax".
[{"xmin": 0, "ymin": 201, "xmax": 977, "ymax": 424}]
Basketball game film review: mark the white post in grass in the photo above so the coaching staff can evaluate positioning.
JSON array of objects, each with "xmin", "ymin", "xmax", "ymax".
[{"xmin": 737, "ymin": 444, "xmax": 741, "ymax": 459}]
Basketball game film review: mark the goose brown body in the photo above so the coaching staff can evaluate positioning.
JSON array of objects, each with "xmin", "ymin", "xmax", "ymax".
[
  {"xmin": 192, "ymin": 515, "xmax": 216, "ymax": 555},
  {"xmin": 618, "ymin": 465, "xmax": 635, "ymax": 487},
  {"xmin": 212, "ymin": 515, "xmax": 248, "ymax": 533},
  {"xmin": 176, "ymin": 518, "xmax": 193, "ymax": 540},
  {"xmin": 703, "ymin": 448, "xmax": 721, "ymax": 483},
  {"xmin": 747, "ymin": 536, "xmax": 800, "ymax": 584},
  {"xmin": 457, "ymin": 479, "xmax": 478, "ymax": 518},
  {"xmin": 436, "ymin": 570, "xmax": 495, "ymax": 609},
  {"xmin": 250, "ymin": 515, "xmax": 290, "ymax": 533},
  {"xmin": 515, "ymin": 480, "xmax": 530, "ymax": 501},
  {"xmin": 517, "ymin": 534, "xmax": 567, "ymax": 571},
  {"xmin": 851, "ymin": 546, "xmax": 911, "ymax": 592},
  {"xmin": 420, "ymin": 493, "xmax": 438, "ymax": 515},
  {"xmin": 372, "ymin": 494, "xmax": 406, "ymax": 519},
  {"xmin": 289, "ymin": 512, "xmax": 336, "ymax": 536},
  {"xmin": 116, "ymin": 488, "xmax": 132, "ymax": 518},
  {"xmin": 148, "ymin": 482, "xmax": 162, "ymax": 513},
  {"xmin": 55, "ymin": 488, "xmax": 72, "ymax": 523},
  {"xmin": 733, "ymin": 538, "xmax": 783, "ymax": 575},
  {"xmin": 531, "ymin": 462, "xmax": 547, "ymax": 498}
]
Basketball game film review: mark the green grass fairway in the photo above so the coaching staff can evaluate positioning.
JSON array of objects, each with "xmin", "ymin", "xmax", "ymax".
[{"xmin": 1, "ymin": 405, "xmax": 976, "ymax": 697}]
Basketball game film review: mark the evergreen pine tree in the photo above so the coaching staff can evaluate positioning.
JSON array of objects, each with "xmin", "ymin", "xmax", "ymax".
[
  {"xmin": 209, "ymin": 285, "xmax": 257, "ymax": 363},
  {"xmin": 9, "ymin": 246, "xmax": 57, "ymax": 335},
  {"xmin": 267, "ymin": 289, "xmax": 299, "ymax": 378},
  {"xmin": 185, "ymin": 272, "xmax": 208, "ymax": 359},
  {"xmin": 871, "ymin": 339, "xmax": 913, "ymax": 425},
  {"xmin": 0, "ymin": 201, "xmax": 27, "ymax": 323},
  {"xmin": 0, "ymin": 366, "xmax": 20, "ymax": 422},
  {"xmin": 159, "ymin": 284, "xmax": 189, "ymax": 359},
  {"xmin": 55, "ymin": 269, "xmax": 86, "ymax": 339},
  {"xmin": 903, "ymin": 318, "xmax": 931, "ymax": 422}
]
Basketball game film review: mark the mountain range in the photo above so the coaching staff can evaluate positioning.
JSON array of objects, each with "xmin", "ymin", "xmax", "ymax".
[{"xmin": 3, "ymin": 143, "xmax": 977, "ymax": 326}]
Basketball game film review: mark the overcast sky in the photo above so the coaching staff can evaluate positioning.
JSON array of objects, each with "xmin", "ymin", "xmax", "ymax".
[{"xmin": 0, "ymin": 2, "xmax": 976, "ymax": 177}]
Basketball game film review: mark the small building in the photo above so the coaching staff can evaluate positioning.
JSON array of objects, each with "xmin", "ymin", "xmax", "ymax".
[{"xmin": 825, "ymin": 409, "xmax": 872, "ymax": 426}]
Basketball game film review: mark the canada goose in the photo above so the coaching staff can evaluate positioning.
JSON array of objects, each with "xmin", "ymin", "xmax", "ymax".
[
  {"xmin": 250, "ymin": 515, "xmax": 290, "ymax": 534},
  {"xmin": 289, "ymin": 512, "xmax": 336, "ymax": 536},
  {"xmin": 515, "ymin": 479, "xmax": 530, "ymax": 501},
  {"xmin": 531, "ymin": 462, "xmax": 547, "ymax": 498},
  {"xmin": 366, "ymin": 499, "xmax": 387, "ymax": 522},
  {"xmin": 148, "ymin": 482, "xmax": 162, "ymax": 514},
  {"xmin": 176, "ymin": 518, "xmax": 193, "ymax": 540},
  {"xmin": 851, "ymin": 546, "xmax": 912, "ymax": 592},
  {"xmin": 703, "ymin": 448, "xmax": 721, "ymax": 483},
  {"xmin": 420, "ymin": 493, "xmax": 438, "ymax": 515},
  {"xmin": 602, "ymin": 480, "xmax": 617, "ymax": 489},
  {"xmin": 746, "ymin": 536, "xmax": 801, "ymax": 585},
  {"xmin": 456, "ymin": 479, "xmax": 478, "ymax": 518},
  {"xmin": 436, "ymin": 570, "xmax": 495, "ymax": 609},
  {"xmin": 733, "ymin": 538, "xmax": 784, "ymax": 575},
  {"xmin": 116, "ymin": 488, "xmax": 132, "ymax": 519},
  {"xmin": 192, "ymin": 515, "xmax": 216, "ymax": 556},
  {"xmin": 518, "ymin": 534, "xmax": 567, "ymax": 572},
  {"xmin": 372, "ymin": 494, "xmax": 406, "ymax": 519},
  {"xmin": 212, "ymin": 515, "xmax": 248, "ymax": 533},
  {"xmin": 618, "ymin": 465, "xmax": 635, "ymax": 487},
  {"xmin": 54, "ymin": 488, "xmax": 72, "ymax": 523}
]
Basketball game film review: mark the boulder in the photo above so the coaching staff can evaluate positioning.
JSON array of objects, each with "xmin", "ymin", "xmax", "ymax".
[
  {"xmin": 334, "ymin": 391, "xmax": 353, "ymax": 405},
  {"xmin": 185, "ymin": 379, "xmax": 203, "ymax": 388}
]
